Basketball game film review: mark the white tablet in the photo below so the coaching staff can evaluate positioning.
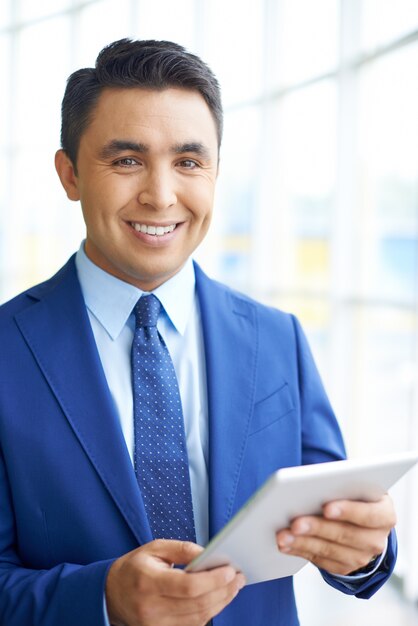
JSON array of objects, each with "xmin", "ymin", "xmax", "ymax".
[{"xmin": 186, "ymin": 451, "xmax": 418, "ymax": 585}]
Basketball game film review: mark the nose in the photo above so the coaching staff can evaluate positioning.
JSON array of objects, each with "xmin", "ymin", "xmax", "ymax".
[{"xmin": 137, "ymin": 167, "xmax": 177, "ymax": 210}]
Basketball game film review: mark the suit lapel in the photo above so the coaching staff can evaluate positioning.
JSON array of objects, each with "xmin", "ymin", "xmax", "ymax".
[
  {"xmin": 195, "ymin": 264, "xmax": 259, "ymax": 537},
  {"xmin": 14, "ymin": 258, "xmax": 153, "ymax": 546}
]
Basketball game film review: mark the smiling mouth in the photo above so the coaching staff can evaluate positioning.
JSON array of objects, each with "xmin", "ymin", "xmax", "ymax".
[{"xmin": 130, "ymin": 222, "xmax": 177, "ymax": 236}]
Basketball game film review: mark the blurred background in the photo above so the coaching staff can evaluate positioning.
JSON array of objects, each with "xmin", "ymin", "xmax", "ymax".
[{"xmin": 0, "ymin": 0, "xmax": 417, "ymax": 623}]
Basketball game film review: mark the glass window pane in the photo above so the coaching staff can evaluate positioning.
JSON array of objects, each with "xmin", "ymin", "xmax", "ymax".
[
  {"xmin": 5, "ymin": 148, "xmax": 84, "ymax": 297},
  {"xmin": 14, "ymin": 17, "xmax": 71, "ymax": 150},
  {"xmin": 350, "ymin": 306, "xmax": 416, "ymax": 455},
  {"xmin": 0, "ymin": 35, "xmax": 11, "ymax": 148},
  {"xmin": 356, "ymin": 43, "xmax": 418, "ymax": 303},
  {"xmin": 272, "ymin": 81, "xmax": 337, "ymax": 292},
  {"xmin": 274, "ymin": 0, "xmax": 339, "ymax": 87},
  {"xmin": 0, "ymin": 0, "xmax": 11, "ymax": 29},
  {"xmin": 135, "ymin": 0, "xmax": 197, "ymax": 51},
  {"xmin": 361, "ymin": 0, "xmax": 418, "ymax": 52},
  {"xmin": 17, "ymin": 0, "xmax": 73, "ymax": 22},
  {"xmin": 203, "ymin": 0, "xmax": 264, "ymax": 106},
  {"xmin": 75, "ymin": 0, "xmax": 132, "ymax": 68},
  {"xmin": 0, "ymin": 154, "xmax": 10, "ymax": 266},
  {"xmin": 203, "ymin": 106, "xmax": 260, "ymax": 289}
]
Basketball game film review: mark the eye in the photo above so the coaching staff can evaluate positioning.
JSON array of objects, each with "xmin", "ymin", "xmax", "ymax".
[
  {"xmin": 178, "ymin": 159, "xmax": 200, "ymax": 169},
  {"xmin": 114, "ymin": 157, "xmax": 139, "ymax": 168}
]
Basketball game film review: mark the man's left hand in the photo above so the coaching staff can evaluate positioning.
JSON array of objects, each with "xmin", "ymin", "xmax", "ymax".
[{"xmin": 276, "ymin": 494, "xmax": 396, "ymax": 576}]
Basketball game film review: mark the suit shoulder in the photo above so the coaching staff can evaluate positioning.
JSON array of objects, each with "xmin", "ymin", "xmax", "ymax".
[
  {"xmin": 204, "ymin": 274, "xmax": 296, "ymax": 331},
  {"xmin": 0, "ymin": 284, "xmax": 41, "ymax": 322},
  {"xmin": 0, "ymin": 257, "xmax": 76, "ymax": 324}
]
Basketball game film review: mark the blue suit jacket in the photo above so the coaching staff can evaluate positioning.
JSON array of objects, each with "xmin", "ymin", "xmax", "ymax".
[{"xmin": 0, "ymin": 257, "xmax": 396, "ymax": 625}]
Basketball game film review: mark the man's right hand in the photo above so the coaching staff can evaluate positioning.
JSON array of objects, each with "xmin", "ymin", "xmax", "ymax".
[{"xmin": 105, "ymin": 539, "xmax": 245, "ymax": 626}]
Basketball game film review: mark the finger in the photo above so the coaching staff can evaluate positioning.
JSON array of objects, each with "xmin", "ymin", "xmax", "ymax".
[
  {"xmin": 141, "ymin": 540, "xmax": 242, "ymax": 598},
  {"xmin": 285, "ymin": 516, "xmax": 387, "ymax": 555},
  {"xmin": 277, "ymin": 533, "xmax": 371, "ymax": 575},
  {"xmin": 159, "ymin": 573, "xmax": 246, "ymax": 622},
  {"xmin": 196, "ymin": 576, "xmax": 245, "ymax": 622},
  {"xmin": 151, "ymin": 559, "xmax": 241, "ymax": 599},
  {"xmin": 147, "ymin": 539, "xmax": 204, "ymax": 565},
  {"xmin": 322, "ymin": 494, "xmax": 397, "ymax": 529},
  {"xmin": 118, "ymin": 541, "xmax": 241, "ymax": 599},
  {"xmin": 302, "ymin": 554, "xmax": 360, "ymax": 577}
]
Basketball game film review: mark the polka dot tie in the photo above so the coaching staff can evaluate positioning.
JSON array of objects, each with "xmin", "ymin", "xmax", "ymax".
[{"xmin": 132, "ymin": 294, "xmax": 196, "ymax": 542}]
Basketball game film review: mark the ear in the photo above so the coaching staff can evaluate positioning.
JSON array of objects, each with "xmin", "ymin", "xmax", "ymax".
[{"xmin": 55, "ymin": 149, "xmax": 80, "ymax": 201}]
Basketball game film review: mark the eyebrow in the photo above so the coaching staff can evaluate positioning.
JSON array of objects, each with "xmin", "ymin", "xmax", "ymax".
[
  {"xmin": 172, "ymin": 142, "xmax": 211, "ymax": 160},
  {"xmin": 99, "ymin": 139, "xmax": 211, "ymax": 161},
  {"xmin": 99, "ymin": 140, "xmax": 148, "ymax": 160}
]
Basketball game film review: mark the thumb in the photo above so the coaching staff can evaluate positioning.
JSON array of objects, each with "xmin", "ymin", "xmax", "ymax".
[{"xmin": 148, "ymin": 539, "xmax": 204, "ymax": 565}]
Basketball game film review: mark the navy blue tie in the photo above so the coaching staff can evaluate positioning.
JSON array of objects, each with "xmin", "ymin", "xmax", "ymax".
[{"xmin": 132, "ymin": 294, "xmax": 196, "ymax": 542}]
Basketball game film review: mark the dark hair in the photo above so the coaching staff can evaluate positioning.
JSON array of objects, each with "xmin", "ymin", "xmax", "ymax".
[{"xmin": 60, "ymin": 38, "xmax": 223, "ymax": 169}]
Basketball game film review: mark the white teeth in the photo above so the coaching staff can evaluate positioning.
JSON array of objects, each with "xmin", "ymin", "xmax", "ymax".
[{"xmin": 132, "ymin": 223, "xmax": 177, "ymax": 236}]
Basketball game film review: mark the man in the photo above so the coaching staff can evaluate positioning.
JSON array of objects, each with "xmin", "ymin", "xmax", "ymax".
[{"xmin": 0, "ymin": 39, "xmax": 396, "ymax": 626}]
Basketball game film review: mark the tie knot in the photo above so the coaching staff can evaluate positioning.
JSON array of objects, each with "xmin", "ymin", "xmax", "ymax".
[{"xmin": 134, "ymin": 294, "xmax": 161, "ymax": 328}]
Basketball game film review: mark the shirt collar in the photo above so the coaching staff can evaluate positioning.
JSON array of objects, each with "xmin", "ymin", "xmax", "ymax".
[{"xmin": 75, "ymin": 243, "xmax": 196, "ymax": 340}]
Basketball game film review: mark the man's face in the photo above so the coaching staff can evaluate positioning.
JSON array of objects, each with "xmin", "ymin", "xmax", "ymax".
[{"xmin": 57, "ymin": 87, "xmax": 219, "ymax": 291}]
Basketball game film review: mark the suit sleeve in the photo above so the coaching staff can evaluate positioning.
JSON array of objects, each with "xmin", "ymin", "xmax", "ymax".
[
  {"xmin": 291, "ymin": 315, "xmax": 398, "ymax": 597},
  {"xmin": 321, "ymin": 530, "xmax": 397, "ymax": 598},
  {"xmin": 0, "ymin": 447, "xmax": 114, "ymax": 626}
]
